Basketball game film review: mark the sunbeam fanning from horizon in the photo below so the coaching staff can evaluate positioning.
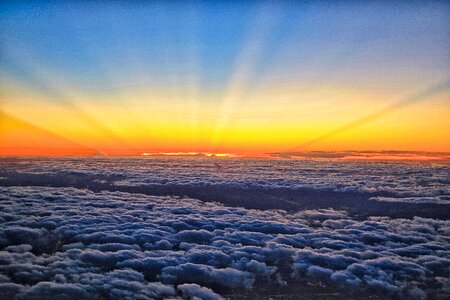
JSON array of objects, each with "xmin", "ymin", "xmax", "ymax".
[
  {"xmin": 1, "ymin": 1, "xmax": 449, "ymax": 156},
  {"xmin": 0, "ymin": 40, "xmax": 141, "ymax": 153},
  {"xmin": 290, "ymin": 78, "xmax": 450, "ymax": 151},
  {"xmin": 210, "ymin": 2, "xmax": 281, "ymax": 151}
]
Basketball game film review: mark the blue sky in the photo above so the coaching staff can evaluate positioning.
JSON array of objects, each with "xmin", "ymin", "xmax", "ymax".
[{"xmin": 2, "ymin": 1, "xmax": 448, "ymax": 97}]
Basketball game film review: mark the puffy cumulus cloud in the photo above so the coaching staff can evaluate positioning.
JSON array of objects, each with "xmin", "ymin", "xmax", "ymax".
[
  {"xmin": 160, "ymin": 263, "xmax": 254, "ymax": 289},
  {"xmin": 177, "ymin": 230, "xmax": 214, "ymax": 244},
  {"xmin": 370, "ymin": 196, "xmax": 450, "ymax": 204},
  {"xmin": 178, "ymin": 283, "xmax": 223, "ymax": 300},
  {"xmin": 0, "ymin": 186, "xmax": 449, "ymax": 299},
  {"xmin": 4, "ymin": 244, "xmax": 33, "ymax": 254},
  {"xmin": 15, "ymin": 282, "xmax": 92, "ymax": 300}
]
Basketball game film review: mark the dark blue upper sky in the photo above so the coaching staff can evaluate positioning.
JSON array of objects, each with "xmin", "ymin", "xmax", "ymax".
[{"xmin": 1, "ymin": 1, "xmax": 448, "ymax": 97}]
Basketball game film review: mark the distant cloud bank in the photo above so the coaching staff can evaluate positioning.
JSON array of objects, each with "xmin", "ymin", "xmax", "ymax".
[{"xmin": 2, "ymin": 156, "xmax": 449, "ymax": 203}]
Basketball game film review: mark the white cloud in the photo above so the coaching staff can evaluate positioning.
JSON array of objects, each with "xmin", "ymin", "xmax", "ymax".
[{"xmin": 0, "ymin": 186, "xmax": 449, "ymax": 298}]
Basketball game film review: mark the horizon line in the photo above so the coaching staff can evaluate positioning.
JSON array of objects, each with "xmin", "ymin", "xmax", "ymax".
[{"xmin": 1, "ymin": 149, "xmax": 449, "ymax": 162}]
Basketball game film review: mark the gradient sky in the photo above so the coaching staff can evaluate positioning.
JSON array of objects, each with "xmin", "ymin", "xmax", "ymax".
[{"xmin": 1, "ymin": 1, "xmax": 449, "ymax": 155}]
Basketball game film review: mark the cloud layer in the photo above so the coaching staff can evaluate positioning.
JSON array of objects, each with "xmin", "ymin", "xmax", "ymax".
[
  {"xmin": 1, "ymin": 186, "xmax": 449, "ymax": 299},
  {"xmin": 2, "ymin": 157, "xmax": 449, "ymax": 203}
]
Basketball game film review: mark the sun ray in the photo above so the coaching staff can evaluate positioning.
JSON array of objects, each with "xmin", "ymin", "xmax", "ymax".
[
  {"xmin": 209, "ymin": 2, "xmax": 281, "ymax": 151},
  {"xmin": 290, "ymin": 78, "xmax": 450, "ymax": 151},
  {"xmin": 0, "ymin": 41, "xmax": 140, "ymax": 154},
  {"xmin": 0, "ymin": 110, "xmax": 98, "ymax": 155}
]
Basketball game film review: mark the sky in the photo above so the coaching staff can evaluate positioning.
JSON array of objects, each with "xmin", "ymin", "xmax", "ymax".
[{"xmin": 0, "ymin": 1, "xmax": 449, "ymax": 156}]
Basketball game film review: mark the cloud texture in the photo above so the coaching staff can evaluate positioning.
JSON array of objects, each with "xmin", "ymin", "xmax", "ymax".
[
  {"xmin": 0, "ymin": 186, "xmax": 449, "ymax": 299},
  {"xmin": 2, "ymin": 157, "xmax": 449, "ymax": 203}
]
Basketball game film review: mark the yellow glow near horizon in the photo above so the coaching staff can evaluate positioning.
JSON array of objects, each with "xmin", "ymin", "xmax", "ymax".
[{"xmin": 1, "ymin": 77, "xmax": 449, "ymax": 155}]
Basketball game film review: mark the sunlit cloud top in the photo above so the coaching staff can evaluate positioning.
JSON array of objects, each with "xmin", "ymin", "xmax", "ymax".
[{"xmin": 1, "ymin": 1, "xmax": 449, "ymax": 155}]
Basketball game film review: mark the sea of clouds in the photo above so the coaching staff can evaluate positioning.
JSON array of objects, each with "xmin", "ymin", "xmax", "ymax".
[
  {"xmin": 3, "ymin": 157, "xmax": 450, "ymax": 203},
  {"xmin": 1, "ymin": 186, "xmax": 449, "ymax": 299}
]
